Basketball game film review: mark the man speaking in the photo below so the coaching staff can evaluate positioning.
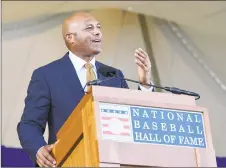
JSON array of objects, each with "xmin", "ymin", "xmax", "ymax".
[{"xmin": 17, "ymin": 12, "xmax": 153, "ymax": 167}]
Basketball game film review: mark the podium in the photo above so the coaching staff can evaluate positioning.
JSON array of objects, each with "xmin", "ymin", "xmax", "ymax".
[{"xmin": 51, "ymin": 86, "xmax": 216, "ymax": 167}]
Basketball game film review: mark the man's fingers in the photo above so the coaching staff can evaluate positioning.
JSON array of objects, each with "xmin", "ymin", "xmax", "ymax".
[
  {"xmin": 135, "ymin": 54, "xmax": 148, "ymax": 67},
  {"xmin": 36, "ymin": 159, "xmax": 42, "ymax": 167},
  {"xmin": 135, "ymin": 58, "xmax": 145, "ymax": 67},
  {"xmin": 135, "ymin": 48, "xmax": 151, "ymax": 66},
  {"xmin": 135, "ymin": 54, "xmax": 149, "ymax": 70},
  {"xmin": 135, "ymin": 48, "xmax": 148, "ymax": 58},
  {"xmin": 46, "ymin": 145, "xmax": 56, "ymax": 163},
  {"xmin": 135, "ymin": 59, "xmax": 148, "ymax": 71},
  {"xmin": 38, "ymin": 150, "xmax": 56, "ymax": 167},
  {"xmin": 36, "ymin": 143, "xmax": 58, "ymax": 167},
  {"xmin": 45, "ymin": 153, "xmax": 56, "ymax": 165},
  {"xmin": 135, "ymin": 50, "xmax": 146, "ymax": 59},
  {"xmin": 38, "ymin": 153, "xmax": 54, "ymax": 167},
  {"xmin": 137, "ymin": 48, "xmax": 148, "ymax": 58},
  {"xmin": 37, "ymin": 158, "xmax": 48, "ymax": 167},
  {"xmin": 135, "ymin": 50, "xmax": 150, "ymax": 64},
  {"xmin": 42, "ymin": 150, "xmax": 56, "ymax": 166}
]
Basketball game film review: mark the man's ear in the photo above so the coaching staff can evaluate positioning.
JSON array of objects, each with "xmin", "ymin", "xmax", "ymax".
[{"xmin": 66, "ymin": 33, "xmax": 76, "ymax": 44}]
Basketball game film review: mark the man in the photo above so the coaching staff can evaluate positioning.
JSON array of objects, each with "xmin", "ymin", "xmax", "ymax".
[{"xmin": 17, "ymin": 12, "xmax": 153, "ymax": 167}]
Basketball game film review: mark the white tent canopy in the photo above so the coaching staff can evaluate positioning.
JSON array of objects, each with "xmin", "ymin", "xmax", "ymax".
[
  {"xmin": 3, "ymin": 1, "xmax": 226, "ymax": 36},
  {"xmin": 2, "ymin": 1, "xmax": 226, "ymax": 158}
]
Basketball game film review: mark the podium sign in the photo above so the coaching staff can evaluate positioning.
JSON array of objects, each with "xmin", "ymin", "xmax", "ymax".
[{"xmin": 99, "ymin": 103, "xmax": 206, "ymax": 148}]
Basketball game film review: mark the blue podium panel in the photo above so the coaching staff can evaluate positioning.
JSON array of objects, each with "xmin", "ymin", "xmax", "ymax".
[{"xmin": 99, "ymin": 103, "xmax": 206, "ymax": 148}]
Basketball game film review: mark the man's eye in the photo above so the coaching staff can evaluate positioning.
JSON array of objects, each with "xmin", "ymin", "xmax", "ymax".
[{"xmin": 86, "ymin": 26, "xmax": 93, "ymax": 30}]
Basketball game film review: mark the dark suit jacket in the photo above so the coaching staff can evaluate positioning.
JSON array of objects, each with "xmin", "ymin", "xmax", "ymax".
[{"xmin": 17, "ymin": 52, "xmax": 129, "ymax": 164}]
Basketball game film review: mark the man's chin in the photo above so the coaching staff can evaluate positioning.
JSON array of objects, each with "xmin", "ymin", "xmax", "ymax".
[{"xmin": 91, "ymin": 48, "xmax": 102, "ymax": 56}]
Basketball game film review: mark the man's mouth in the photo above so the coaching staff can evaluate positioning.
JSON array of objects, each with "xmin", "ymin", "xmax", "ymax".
[{"xmin": 91, "ymin": 39, "xmax": 101, "ymax": 43}]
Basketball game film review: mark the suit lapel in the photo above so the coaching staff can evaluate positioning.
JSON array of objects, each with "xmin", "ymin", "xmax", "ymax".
[{"xmin": 60, "ymin": 53, "xmax": 85, "ymax": 98}]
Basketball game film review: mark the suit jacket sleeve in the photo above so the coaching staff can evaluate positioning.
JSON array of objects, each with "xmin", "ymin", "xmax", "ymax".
[{"xmin": 17, "ymin": 68, "xmax": 50, "ymax": 164}]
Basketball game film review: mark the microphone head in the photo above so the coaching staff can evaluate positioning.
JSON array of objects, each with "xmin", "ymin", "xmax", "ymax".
[
  {"xmin": 98, "ymin": 66, "xmax": 116, "ymax": 77},
  {"xmin": 87, "ymin": 79, "xmax": 100, "ymax": 85}
]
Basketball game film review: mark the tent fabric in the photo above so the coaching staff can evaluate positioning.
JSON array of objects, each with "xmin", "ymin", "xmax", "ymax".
[
  {"xmin": 2, "ymin": 1, "xmax": 226, "ymax": 166},
  {"xmin": 150, "ymin": 18, "xmax": 226, "ymax": 157},
  {"xmin": 3, "ymin": 1, "xmax": 226, "ymax": 35}
]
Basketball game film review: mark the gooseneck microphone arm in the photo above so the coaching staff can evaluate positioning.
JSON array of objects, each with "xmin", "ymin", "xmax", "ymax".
[
  {"xmin": 84, "ymin": 66, "xmax": 200, "ymax": 100},
  {"xmin": 113, "ymin": 74, "xmax": 200, "ymax": 100},
  {"xmin": 115, "ymin": 76, "xmax": 165, "ymax": 90}
]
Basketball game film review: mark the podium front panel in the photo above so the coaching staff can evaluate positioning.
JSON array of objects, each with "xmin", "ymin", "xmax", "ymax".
[{"xmin": 91, "ymin": 86, "xmax": 216, "ymax": 167}]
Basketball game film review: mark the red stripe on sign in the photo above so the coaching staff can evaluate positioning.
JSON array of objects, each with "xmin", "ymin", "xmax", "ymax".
[
  {"xmin": 103, "ymin": 131, "xmax": 130, "ymax": 136},
  {"xmin": 124, "ymin": 125, "xmax": 130, "ymax": 129},
  {"xmin": 102, "ymin": 116, "xmax": 129, "ymax": 122},
  {"xmin": 102, "ymin": 124, "xmax": 108, "ymax": 127},
  {"xmin": 102, "ymin": 124, "xmax": 130, "ymax": 129}
]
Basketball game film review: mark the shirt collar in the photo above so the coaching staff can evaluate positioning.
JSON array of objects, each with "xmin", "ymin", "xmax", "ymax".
[{"xmin": 68, "ymin": 51, "xmax": 96, "ymax": 72}]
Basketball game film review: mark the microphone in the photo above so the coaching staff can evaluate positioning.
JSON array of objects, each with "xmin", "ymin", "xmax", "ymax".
[
  {"xmin": 83, "ymin": 66, "xmax": 118, "ymax": 91},
  {"xmin": 95, "ymin": 66, "xmax": 200, "ymax": 100},
  {"xmin": 83, "ymin": 77, "xmax": 116, "ymax": 91},
  {"xmin": 164, "ymin": 87, "xmax": 200, "ymax": 99}
]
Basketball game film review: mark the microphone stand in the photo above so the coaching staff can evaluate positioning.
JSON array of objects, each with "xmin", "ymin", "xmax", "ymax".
[
  {"xmin": 84, "ymin": 75, "xmax": 200, "ymax": 100},
  {"xmin": 116, "ymin": 76, "xmax": 200, "ymax": 100}
]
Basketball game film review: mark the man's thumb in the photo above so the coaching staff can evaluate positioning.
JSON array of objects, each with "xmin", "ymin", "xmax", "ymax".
[
  {"xmin": 47, "ymin": 140, "xmax": 60, "ymax": 151},
  {"xmin": 47, "ymin": 144, "xmax": 54, "ymax": 151}
]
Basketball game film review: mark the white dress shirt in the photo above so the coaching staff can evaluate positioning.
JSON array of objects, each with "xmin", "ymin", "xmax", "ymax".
[{"xmin": 68, "ymin": 51, "xmax": 97, "ymax": 91}]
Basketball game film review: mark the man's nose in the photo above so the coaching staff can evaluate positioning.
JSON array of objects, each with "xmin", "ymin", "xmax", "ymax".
[{"xmin": 93, "ymin": 28, "xmax": 101, "ymax": 36}]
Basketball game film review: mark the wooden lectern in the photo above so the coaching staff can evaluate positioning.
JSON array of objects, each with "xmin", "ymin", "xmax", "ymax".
[{"xmin": 51, "ymin": 86, "xmax": 216, "ymax": 167}]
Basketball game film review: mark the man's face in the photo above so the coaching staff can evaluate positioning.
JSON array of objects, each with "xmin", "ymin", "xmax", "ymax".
[{"xmin": 70, "ymin": 17, "xmax": 102, "ymax": 56}]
